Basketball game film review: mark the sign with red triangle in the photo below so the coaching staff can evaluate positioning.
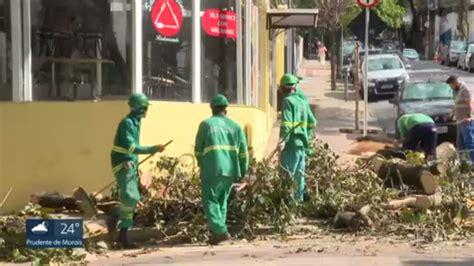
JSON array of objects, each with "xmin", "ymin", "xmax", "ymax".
[
  {"xmin": 356, "ymin": 0, "xmax": 380, "ymax": 8},
  {"xmin": 151, "ymin": 0, "xmax": 183, "ymax": 37}
]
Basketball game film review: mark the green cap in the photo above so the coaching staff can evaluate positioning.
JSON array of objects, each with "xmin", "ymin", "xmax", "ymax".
[
  {"xmin": 210, "ymin": 94, "xmax": 229, "ymax": 107},
  {"xmin": 128, "ymin": 93, "xmax": 150, "ymax": 111},
  {"xmin": 280, "ymin": 73, "xmax": 299, "ymax": 87}
]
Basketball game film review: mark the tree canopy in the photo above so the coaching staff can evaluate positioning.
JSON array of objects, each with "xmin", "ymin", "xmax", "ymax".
[{"xmin": 294, "ymin": 0, "xmax": 407, "ymax": 30}]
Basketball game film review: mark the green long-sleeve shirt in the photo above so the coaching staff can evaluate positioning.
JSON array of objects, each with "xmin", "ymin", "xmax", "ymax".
[
  {"xmin": 194, "ymin": 114, "xmax": 249, "ymax": 180},
  {"xmin": 110, "ymin": 114, "xmax": 158, "ymax": 173},
  {"xmin": 295, "ymin": 86, "xmax": 317, "ymax": 140},
  {"xmin": 397, "ymin": 113, "xmax": 435, "ymax": 139},
  {"xmin": 280, "ymin": 92, "xmax": 314, "ymax": 148}
]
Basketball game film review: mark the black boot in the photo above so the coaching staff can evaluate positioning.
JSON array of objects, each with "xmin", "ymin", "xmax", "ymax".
[
  {"xmin": 106, "ymin": 214, "xmax": 118, "ymax": 237},
  {"xmin": 208, "ymin": 233, "xmax": 231, "ymax": 245},
  {"xmin": 117, "ymin": 228, "xmax": 139, "ymax": 249}
]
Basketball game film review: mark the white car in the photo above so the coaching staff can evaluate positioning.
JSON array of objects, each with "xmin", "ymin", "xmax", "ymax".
[
  {"xmin": 457, "ymin": 44, "xmax": 474, "ymax": 70},
  {"xmin": 360, "ymin": 54, "xmax": 409, "ymax": 101}
]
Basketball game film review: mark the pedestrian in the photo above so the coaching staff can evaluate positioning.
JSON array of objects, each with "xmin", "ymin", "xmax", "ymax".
[
  {"xmin": 319, "ymin": 44, "xmax": 327, "ymax": 66},
  {"xmin": 279, "ymin": 74, "xmax": 316, "ymax": 201},
  {"xmin": 108, "ymin": 92, "xmax": 167, "ymax": 249},
  {"xmin": 446, "ymin": 75, "xmax": 474, "ymax": 162},
  {"xmin": 397, "ymin": 113, "xmax": 437, "ymax": 160},
  {"xmin": 194, "ymin": 94, "xmax": 249, "ymax": 245}
]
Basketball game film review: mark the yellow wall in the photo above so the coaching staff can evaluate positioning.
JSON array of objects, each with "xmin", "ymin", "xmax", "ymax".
[
  {"xmin": 0, "ymin": 3, "xmax": 285, "ymax": 213},
  {"xmin": 0, "ymin": 101, "xmax": 276, "ymax": 213}
]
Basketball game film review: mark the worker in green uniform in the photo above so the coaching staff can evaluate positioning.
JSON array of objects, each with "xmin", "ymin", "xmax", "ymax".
[
  {"xmin": 279, "ymin": 74, "xmax": 316, "ymax": 201},
  {"xmin": 108, "ymin": 93, "xmax": 167, "ymax": 249},
  {"xmin": 397, "ymin": 113, "xmax": 437, "ymax": 160},
  {"xmin": 194, "ymin": 94, "xmax": 249, "ymax": 245},
  {"xmin": 280, "ymin": 73, "xmax": 317, "ymax": 146}
]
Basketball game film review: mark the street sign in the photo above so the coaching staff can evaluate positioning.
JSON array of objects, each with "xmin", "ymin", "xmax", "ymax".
[
  {"xmin": 356, "ymin": 0, "xmax": 380, "ymax": 8},
  {"xmin": 151, "ymin": 0, "xmax": 183, "ymax": 37},
  {"xmin": 348, "ymin": 10, "xmax": 386, "ymax": 43},
  {"xmin": 202, "ymin": 9, "xmax": 237, "ymax": 39}
]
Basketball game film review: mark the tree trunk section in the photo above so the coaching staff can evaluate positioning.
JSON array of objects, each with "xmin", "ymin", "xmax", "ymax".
[
  {"xmin": 387, "ymin": 193, "xmax": 450, "ymax": 210},
  {"xmin": 370, "ymin": 156, "xmax": 438, "ymax": 195},
  {"xmin": 354, "ymin": 43, "xmax": 360, "ymax": 130},
  {"xmin": 329, "ymin": 30, "xmax": 337, "ymax": 91}
]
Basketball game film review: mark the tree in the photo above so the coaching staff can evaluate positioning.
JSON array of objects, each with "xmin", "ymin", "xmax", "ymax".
[
  {"xmin": 315, "ymin": 0, "xmax": 353, "ymax": 91},
  {"xmin": 315, "ymin": 0, "xmax": 407, "ymax": 90},
  {"xmin": 457, "ymin": 0, "xmax": 471, "ymax": 41}
]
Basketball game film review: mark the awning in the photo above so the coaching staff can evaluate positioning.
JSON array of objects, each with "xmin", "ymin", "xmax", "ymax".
[{"xmin": 266, "ymin": 9, "xmax": 319, "ymax": 29}]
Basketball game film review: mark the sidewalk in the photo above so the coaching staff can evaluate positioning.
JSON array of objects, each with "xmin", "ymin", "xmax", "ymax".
[{"xmin": 298, "ymin": 62, "xmax": 354, "ymax": 157}]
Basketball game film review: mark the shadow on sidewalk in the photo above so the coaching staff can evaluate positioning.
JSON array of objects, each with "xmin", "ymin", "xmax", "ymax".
[
  {"xmin": 401, "ymin": 259, "xmax": 474, "ymax": 266},
  {"xmin": 324, "ymin": 91, "xmax": 357, "ymax": 102}
]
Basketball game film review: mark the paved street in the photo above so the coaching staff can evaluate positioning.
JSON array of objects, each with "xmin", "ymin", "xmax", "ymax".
[{"xmin": 369, "ymin": 61, "xmax": 474, "ymax": 135}]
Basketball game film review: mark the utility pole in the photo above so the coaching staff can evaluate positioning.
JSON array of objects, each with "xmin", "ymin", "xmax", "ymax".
[
  {"xmin": 425, "ymin": 0, "xmax": 430, "ymax": 60},
  {"xmin": 354, "ymin": 42, "xmax": 360, "ymax": 130},
  {"xmin": 339, "ymin": 27, "xmax": 343, "ymax": 79},
  {"xmin": 363, "ymin": 7, "xmax": 369, "ymax": 136}
]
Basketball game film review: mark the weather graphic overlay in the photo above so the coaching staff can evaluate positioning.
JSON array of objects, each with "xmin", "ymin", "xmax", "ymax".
[{"xmin": 26, "ymin": 219, "xmax": 83, "ymax": 248}]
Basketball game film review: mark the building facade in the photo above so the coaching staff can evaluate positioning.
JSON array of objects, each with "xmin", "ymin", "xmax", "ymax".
[{"xmin": 0, "ymin": 0, "xmax": 288, "ymax": 212}]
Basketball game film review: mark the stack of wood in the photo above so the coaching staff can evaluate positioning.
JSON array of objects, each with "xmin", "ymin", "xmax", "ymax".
[{"xmin": 333, "ymin": 147, "xmax": 454, "ymax": 229}]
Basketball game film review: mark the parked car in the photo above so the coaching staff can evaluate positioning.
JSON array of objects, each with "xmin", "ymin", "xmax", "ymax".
[
  {"xmin": 457, "ymin": 43, "xmax": 474, "ymax": 70},
  {"xmin": 402, "ymin": 48, "xmax": 420, "ymax": 61},
  {"xmin": 350, "ymin": 49, "xmax": 383, "ymax": 83},
  {"xmin": 359, "ymin": 54, "xmax": 409, "ymax": 101},
  {"xmin": 382, "ymin": 49, "xmax": 413, "ymax": 69},
  {"xmin": 389, "ymin": 81, "xmax": 456, "ymax": 145},
  {"xmin": 441, "ymin": 40, "xmax": 466, "ymax": 66},
  {"xmin": 466, "ymin": 50, "xmax": 474, "ymax": 72}
]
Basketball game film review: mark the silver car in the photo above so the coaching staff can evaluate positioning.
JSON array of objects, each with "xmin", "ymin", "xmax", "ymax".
[
  {"xmin": 457, "ymin": 44, "xmax": 474, "ymax": 70},
  {"xmin": 441, "ymin": 40, "xmax": 466, "ymax": 66},
  {"xmin": 360, "ymin": 54, "xmax": 410, "ymax": 101}
]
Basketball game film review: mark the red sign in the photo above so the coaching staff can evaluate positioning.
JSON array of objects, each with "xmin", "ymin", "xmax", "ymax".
[
  {"xmin": 356, "ymin": 0, "xmax": 380, "ymax": 8},
  {"xmin": 202, "ymin": 9, "xmax": 237, "ymax": 39},
  {"xmin": 151, "ymin": 0, "xmax": 183, "ymax": 37}
]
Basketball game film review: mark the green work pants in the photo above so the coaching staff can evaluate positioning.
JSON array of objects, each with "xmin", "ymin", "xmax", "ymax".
[
  {"xmin": 280, "ymin": 142, "xmax": 306, "ymax": 201},
  {"xmin": 200, "ymin": 176, "xmax": 234, "ymax": 236},
  {"xmin": 114, "ymin": 161, "xmax": 140, "ymax": 229}
]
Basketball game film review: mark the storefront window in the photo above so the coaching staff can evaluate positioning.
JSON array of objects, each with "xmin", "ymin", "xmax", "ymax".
[
  {"xmin": 30, "ymin": 0, "xmax": 133, "ymax": 100},
  {"xmin": 201, "ymin": 0, "xmax": 237, "ymax": 103},
  {"xmin": 142, "ymin": 0, "xmax": 192, "ymax": 102},
  {"xmin": 0, "ymin": 0, "xmax": 12, "ymax": 101}
]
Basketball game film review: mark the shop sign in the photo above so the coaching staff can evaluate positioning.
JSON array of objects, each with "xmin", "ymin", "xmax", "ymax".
[
  {"xmin": 151, "ymin": 0, "xmax": 183, "ymax": 38},
  {"xmin": 202, "ymin": 9, "xmax": 237, "ymax": 39}
]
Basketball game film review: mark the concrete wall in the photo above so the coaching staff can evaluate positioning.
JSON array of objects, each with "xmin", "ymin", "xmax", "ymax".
[{"xmin": 0, "ymin": 101, "xmax": 275, "ymax": 213}]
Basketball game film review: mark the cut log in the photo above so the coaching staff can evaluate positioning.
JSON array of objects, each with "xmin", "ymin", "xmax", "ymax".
[
  {"xmin": 436, "ymin": 142, "xmax": 457, "ymax": 163},
  {"xmin": 370, "ymin": 157, "xmax": 438, "ymax": 195},
  {"xmin": 357, "ymin": 205, "xmax": 372, "ymax": 224},
  {"xmin": 388, "ymin": 193, "xmax": 447, "ymax": 210},
  {"xmin": 30, "ymin": 192, "xmax": 79, "ymax": 210},
  {"xmin": 376, "ymin": 149, "xmax": 407, "ymax": 160},
  {"xmin": 73, "ymin": 187, "xmax": 98, "ymax": 218},
  {"xmin": 333, "ymin": 211, "xmax": 357, "ymax": 228},
  {"xmin": 333, "ymin": 204, "xmax": 373, "ymax": 229}
]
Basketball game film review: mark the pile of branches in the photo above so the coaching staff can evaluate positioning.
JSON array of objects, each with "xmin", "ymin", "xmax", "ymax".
[
  {"xmin": 135, "ymin": 154, "xmax": 300, "ymax": 242},
  {"xmin": 136, "ymin": 140, "xmax": 473, "ymax": 244},
  {"xmin": 304, "ymin": 141, "xmax": 473, "ymax": 244}
]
